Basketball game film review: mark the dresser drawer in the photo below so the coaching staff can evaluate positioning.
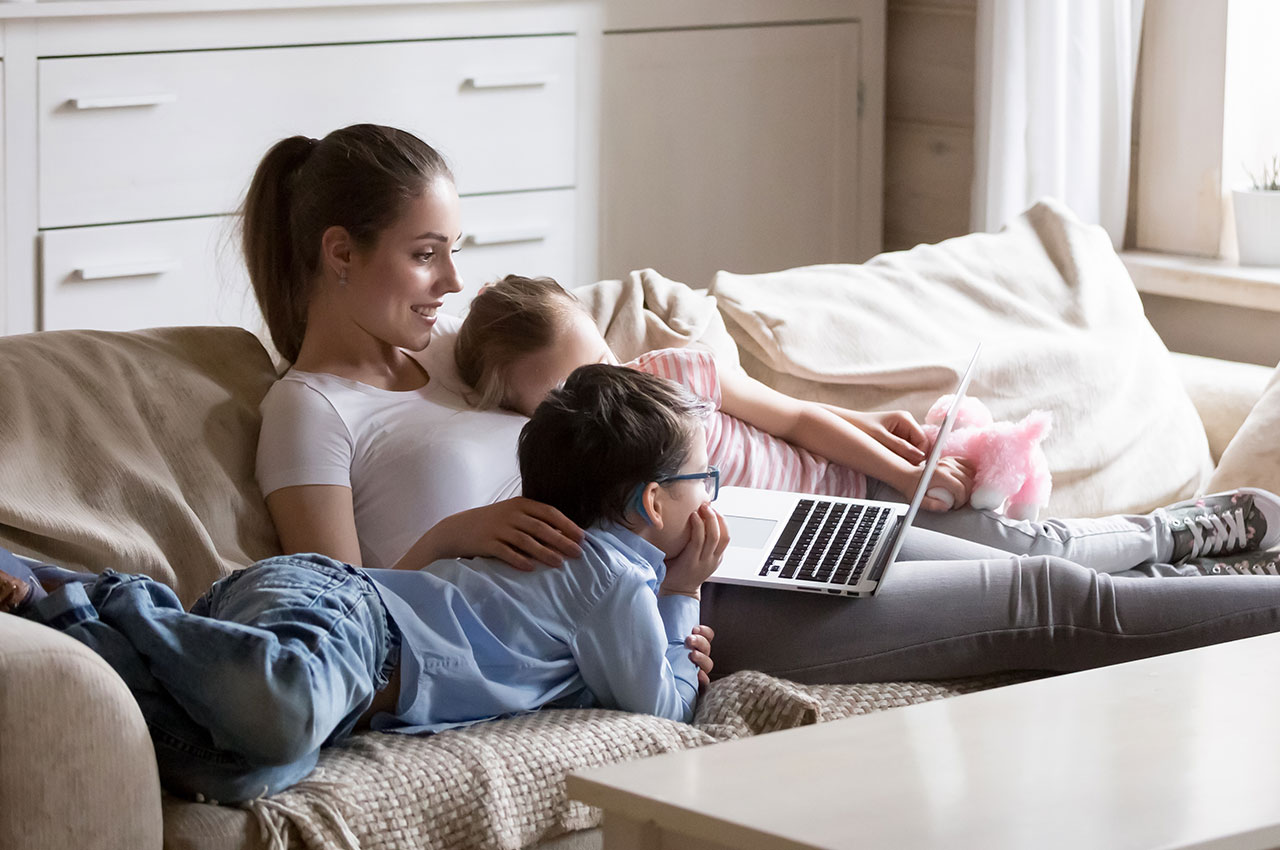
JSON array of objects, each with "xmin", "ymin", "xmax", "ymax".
[
  {"xmin": 41, "ymin": 190, "xmax": 576, "ymax": 330},
  {"xmin": 451, "ymin": 189, "xmax": 578, "ymax": 315},
  {"xmin": 41, "ymin": 217, "xmax": 260, "ymax": 332},
  {"xmin": 39, "ymin": 35, "xmax": 577, "ymax": 228}
]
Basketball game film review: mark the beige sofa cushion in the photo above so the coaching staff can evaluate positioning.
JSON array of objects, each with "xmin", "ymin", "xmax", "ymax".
[
  {"xmin": 708, "ymin": 199, "xmax": 1213, "ymax": 518},
  {"xmin": 1207, "ymin": 357, "xmax": 1280, "ymax": 495},
  {"xmin": 0, "ymin": 326, "xmax": 281, "ymax": 604},
  {"xmin": 0, "ymin": 615, "xmax": 163, "ymax": 850},
  {"xmin": 1173, "ymin": 352, "xmax": 1273, "ymax": 465}
]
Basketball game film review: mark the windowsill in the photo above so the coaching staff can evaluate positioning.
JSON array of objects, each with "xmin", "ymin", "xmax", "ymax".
[{"xmin": 1121, "ymin": 250, "xmax": 1280, "ymax": 313}]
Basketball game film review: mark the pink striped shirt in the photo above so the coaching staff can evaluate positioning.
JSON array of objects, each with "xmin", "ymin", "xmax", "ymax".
[{"xmin": 627, "ymin": 348, "xmax": 866, "ymax": 498}]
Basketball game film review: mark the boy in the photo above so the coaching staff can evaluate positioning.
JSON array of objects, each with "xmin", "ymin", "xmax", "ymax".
[{"xmin": 0, "ymin": 364, "xmax": 726, "ymax": 803}]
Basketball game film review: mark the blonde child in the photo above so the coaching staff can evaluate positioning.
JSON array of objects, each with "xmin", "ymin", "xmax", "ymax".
[
  {"xmin": 454, "ymin": 274, "xmax": 1280, "ymax": 576},
  {"xmin": 456, "ymin": 275, "xmax": 969, "ymax": 512}
]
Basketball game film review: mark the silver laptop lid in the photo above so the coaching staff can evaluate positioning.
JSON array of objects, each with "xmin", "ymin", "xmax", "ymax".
[{"xmin": 879, "ymin": 343, "xmax": 983, "ymax": 567}]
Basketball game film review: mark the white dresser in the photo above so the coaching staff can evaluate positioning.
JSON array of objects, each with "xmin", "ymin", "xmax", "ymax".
[{"xmin": 0, "ymin": 0, "xmax": 884, "ymax": 337}]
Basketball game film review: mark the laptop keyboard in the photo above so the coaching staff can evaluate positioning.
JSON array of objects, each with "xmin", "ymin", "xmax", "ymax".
[{"xmin": 759, "ymin": 499, "xmax": 892, "ymax": 586}]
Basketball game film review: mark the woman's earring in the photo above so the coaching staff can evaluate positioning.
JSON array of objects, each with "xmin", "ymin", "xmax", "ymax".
[{"xmin": 337, "ymin": 269, "xmax": 348, "ymax": 287}]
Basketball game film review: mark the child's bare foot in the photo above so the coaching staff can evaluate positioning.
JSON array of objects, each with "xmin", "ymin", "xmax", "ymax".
[
  {"xmin": 0, "ymin": 569, "xmax": 35, "ymax": 613},
  {"xmin": 0, "ymin": 551, "xmax": 70, "ymax": 613}
]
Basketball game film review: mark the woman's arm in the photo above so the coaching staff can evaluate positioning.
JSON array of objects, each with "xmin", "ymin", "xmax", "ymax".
[
  {"xmin": 267, "ymin": 486, "xmax": 584, "ymax": 571},
  {"xmin": 266, "ymin": 484, "xmax": 364, "ymax": 564},
  {"xmin": 719, "ymin": 369, "xmax": 970, "ymax": 511}
]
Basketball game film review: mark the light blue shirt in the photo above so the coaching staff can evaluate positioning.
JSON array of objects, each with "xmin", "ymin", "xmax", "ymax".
[{"xmin": 364, "ymin": 524, "xmax": 702, "ymax": 733}]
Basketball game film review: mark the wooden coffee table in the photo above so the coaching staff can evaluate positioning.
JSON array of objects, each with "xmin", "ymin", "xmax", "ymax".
[{"xmin": 569, "ymin": 632, "xmax": 1280, "ymax": 850}]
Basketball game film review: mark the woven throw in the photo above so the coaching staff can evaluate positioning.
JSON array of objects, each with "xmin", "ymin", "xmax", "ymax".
[{"xmin": 242, "ymin": 670, "xmax": 1036, "ymax": 850}]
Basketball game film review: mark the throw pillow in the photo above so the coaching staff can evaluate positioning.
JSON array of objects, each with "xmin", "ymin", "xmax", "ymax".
[{"xmin": 1207, "ymin": 357, "xmax": 1280, "ymax": 495}]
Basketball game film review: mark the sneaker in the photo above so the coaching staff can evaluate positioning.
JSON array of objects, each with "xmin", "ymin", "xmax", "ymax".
[
  {"xmin": 1163, "ymin": 487, "xmax": 1280, "ymax": 563},
  {"xmin": 1187, "ymin": 549, "xmax": 1280, "ymax": 576}
]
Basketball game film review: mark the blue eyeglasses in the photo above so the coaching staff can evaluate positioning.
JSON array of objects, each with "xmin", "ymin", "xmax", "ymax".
[{"xmin": 657, "ymin": 465, "xmax": 720, "ymax": 501}]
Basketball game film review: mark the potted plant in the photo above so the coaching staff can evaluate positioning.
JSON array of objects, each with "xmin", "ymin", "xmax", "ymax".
[{"xmin": 1233, "ymin": 155, "xmax": 1280, "ymax": 266}]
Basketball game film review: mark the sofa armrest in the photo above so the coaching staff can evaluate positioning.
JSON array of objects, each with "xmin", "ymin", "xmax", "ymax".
[
  {"xmin": 1171, "ymin": 352, "xmax": 1273, "ymax": 465},
  {"xmin": 0, "ymin": 615, "xmax": 163, "ymax": 850}
]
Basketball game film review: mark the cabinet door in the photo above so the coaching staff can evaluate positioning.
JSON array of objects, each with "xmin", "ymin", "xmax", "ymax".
[{"xmin": 599, "ymin": 23, "xmax": 863, "ymax": 288}]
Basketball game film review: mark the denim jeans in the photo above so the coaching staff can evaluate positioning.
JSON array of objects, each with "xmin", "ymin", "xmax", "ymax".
[{"xmin": 23, "ymin": 553, "xmax": 398, "ymax": 803}]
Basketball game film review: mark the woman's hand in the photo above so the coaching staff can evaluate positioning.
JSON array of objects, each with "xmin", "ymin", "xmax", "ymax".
[
  {"xmin": 686, "ymin": 624, "xmax": 716, "ymax": 687},
  {"xmin": 660, "ymin": 504, "xmax": 730, "ymax": 599},
  {"xmin": 847, "ymin": 409, "xmax": 929, "ymax": 465},
  {"xmin": 399, "ymin": 497, "xmax": 585, "ymax": 572},
  {"xmin": 913, "ymin": 456, "xmax": 975, "ymax": 512}
]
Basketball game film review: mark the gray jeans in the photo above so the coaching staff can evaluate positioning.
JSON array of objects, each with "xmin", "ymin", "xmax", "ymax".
[
  {"xmin": 701, "ymin": 487, "xmax": 1280, "ymax": 683},
  {"xmin": 865, "ymin": 479, "xmax": 1173, "ymax": 573}
]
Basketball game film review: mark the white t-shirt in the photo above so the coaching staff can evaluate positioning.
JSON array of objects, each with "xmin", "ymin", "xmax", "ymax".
[{"xmin": 256, "ymin": 316, "xmax": 525, "ymax": 569}]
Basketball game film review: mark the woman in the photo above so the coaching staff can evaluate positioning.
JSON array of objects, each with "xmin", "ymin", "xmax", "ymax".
[
  {"xmin": 251, "ymin": 123, "xmax": 1280, "ymax": 687},
  {"xmin": 247, "ymin": 125, "xmax": 588, "ymax": 575}
]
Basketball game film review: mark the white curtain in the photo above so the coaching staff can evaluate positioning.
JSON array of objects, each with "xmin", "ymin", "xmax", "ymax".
[{"xmin": 972, "ymin": 0, "xmax": 1145, "ymax": 247}]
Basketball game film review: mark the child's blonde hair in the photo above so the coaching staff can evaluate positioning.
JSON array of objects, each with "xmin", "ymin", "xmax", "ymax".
[{"xmin": 455, "ymin": 274, "xmax": 584, "ymax": 410}]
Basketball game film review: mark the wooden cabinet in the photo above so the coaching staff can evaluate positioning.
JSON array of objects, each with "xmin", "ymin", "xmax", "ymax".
[
  {"xmin": 600, "ymin": 21, "xmax": 874, "ymax": 288},
  {"xmin": 0, "ymin": 0, "xmax": 884, "ymax": 336}
]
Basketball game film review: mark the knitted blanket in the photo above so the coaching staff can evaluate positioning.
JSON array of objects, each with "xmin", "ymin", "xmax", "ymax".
[{"xmin": 239, "ymin": 670, "xmax": 1035, "ymax": 850}]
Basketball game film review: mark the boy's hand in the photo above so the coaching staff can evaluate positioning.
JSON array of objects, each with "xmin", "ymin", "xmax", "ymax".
[
  {"xmin": 686, "ymin": 624, "xmax": 715, "ymax": 687},
  {"xmin": 660, "ymin": 504, "xmax": 729, "ymax": 599},
  {"xmin": 917, "ymin": 456, "xmax": 975, "ymax": 512}
]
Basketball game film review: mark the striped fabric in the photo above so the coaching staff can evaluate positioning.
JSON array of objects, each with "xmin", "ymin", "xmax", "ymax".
[{"xmin": 628, "ymin": 349, "xmax": 866, "ymax": 498}]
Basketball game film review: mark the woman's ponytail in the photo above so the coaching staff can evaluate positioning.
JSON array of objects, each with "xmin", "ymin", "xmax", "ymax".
[{"xmin": 242, "ymin": 135, "xmax": 316, "ymax": 364}]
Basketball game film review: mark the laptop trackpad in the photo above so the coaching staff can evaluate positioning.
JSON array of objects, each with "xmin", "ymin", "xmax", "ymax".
[{"xmin": 723, "ymin": 515, "xmax": 777, "ymax": 549}]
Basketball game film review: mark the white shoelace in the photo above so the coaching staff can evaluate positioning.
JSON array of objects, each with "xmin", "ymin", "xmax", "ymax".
[{"xmin": 1186, "ymin": 507, "xmax": 1248, "ymax": 558}]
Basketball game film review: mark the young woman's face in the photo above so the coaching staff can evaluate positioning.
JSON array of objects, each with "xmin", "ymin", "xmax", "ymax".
[
  {"xmin": 504, "ymin": 309, "xmax": 618, "ymax": 416},
  {"xmin": 346, "ymin": 176, "xmax": 464, "ymax": 352}
]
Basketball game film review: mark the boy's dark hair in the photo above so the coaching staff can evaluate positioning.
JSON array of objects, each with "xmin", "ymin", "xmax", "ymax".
[{"xmin": 518, "ymin": 364, "xmax": 712, "ymax": 528}]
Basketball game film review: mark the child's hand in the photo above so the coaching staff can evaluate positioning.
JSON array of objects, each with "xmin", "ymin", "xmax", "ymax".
[
  {"xmin": 917, "ymin": 456, "xmax": 975, "ymax": 512},
  {"xmin": 660, "ymin": 504, "xmax": 729, "ymax": 599},
  {"xmin": 686, "ymin": 624, "xmax": 716, "ymax": 687},
  {"xmin": 851, "ymin": 409, "xmax": 928, "ymax": 465}
]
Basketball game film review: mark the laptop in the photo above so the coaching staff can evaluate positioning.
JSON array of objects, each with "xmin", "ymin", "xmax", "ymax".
[{"xmin": 710, "ymin": 345, "xmax": 981, "ymax": 598}]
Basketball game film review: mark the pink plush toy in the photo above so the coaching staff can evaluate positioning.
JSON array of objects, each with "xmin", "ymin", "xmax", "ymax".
[{"xmin": 922, "ymin": 395, "xmax": 1053, "ymax": 521}]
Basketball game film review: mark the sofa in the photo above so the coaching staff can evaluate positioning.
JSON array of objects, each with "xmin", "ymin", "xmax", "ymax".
[{"xmin": 5, "ymin": 199, "xmax": 1280, "ymax": 850}]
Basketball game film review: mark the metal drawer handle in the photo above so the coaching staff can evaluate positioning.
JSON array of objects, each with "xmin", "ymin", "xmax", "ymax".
[
  {"xmin": 70, "ymin": 93, "xmax": 178, "ymax": 110},
  {"xmin": 75, "ymin": 261, "xmax": 181, "ymax": 281},
  {"xmin": 464, "ymin": 226, "xmax": 549, "ymax": 247},
  {"xmin": 463, "ymin": 73, "xmax": 555, "ymax": 91}
]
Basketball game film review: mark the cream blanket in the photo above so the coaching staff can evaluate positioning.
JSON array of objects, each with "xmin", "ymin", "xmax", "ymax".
[
  {"xmin": 706, "ymin": 199, "xmax": 1213, "ymax": 517},
  {"xmin": 573, "ymin": 268, "xmax": 740, "ymax": 365}
]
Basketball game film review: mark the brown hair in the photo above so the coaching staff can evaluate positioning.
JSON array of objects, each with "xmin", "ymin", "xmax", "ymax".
[
  {"xmin": 454, "ymin": 274, "xmax": 583, "ymax": 409},
  {"xmin": 241, "ymin": 124, "xmax": 453, "ymax": 363},
  {"xmin": 518, "ymin": 364, "xmax": 711, "ymax": 528}
]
